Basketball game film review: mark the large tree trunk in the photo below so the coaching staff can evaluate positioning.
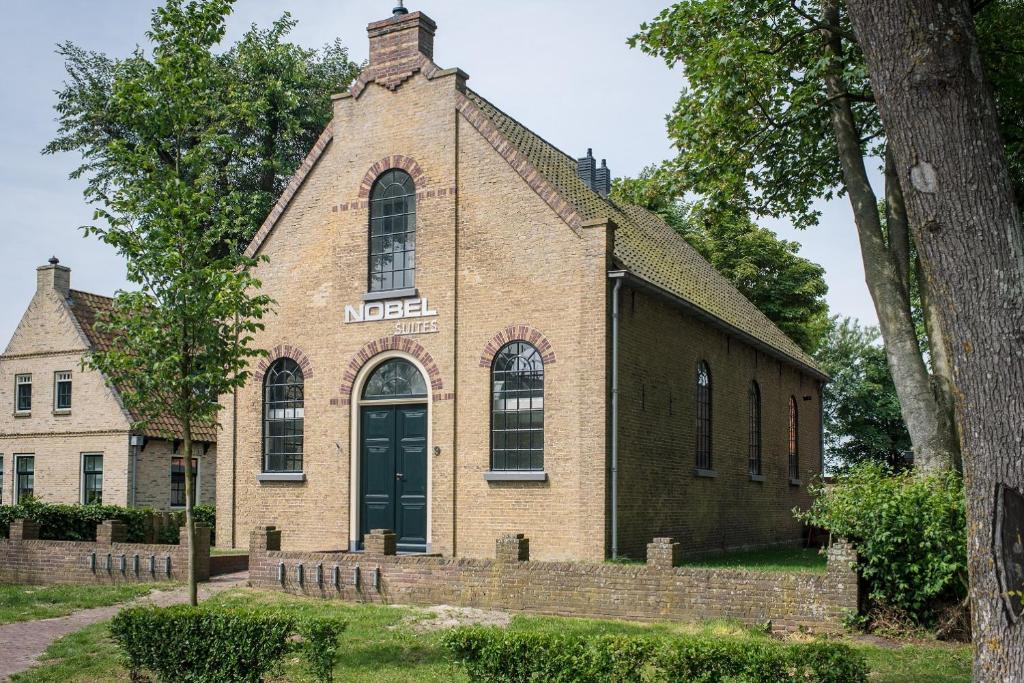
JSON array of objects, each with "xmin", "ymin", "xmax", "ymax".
[
  {"xmin": 847, "ymin": 0, "xmax": 1024, "ymax": 678},
  {"xmin": 820, "ymin": 0, "xmax": 959, "ymax": 473}
]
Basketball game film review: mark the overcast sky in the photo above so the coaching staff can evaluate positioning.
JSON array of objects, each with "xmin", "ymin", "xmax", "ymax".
[{"xmin": 0, "ymin": 1, "xmax": 881, "ymax": 350}]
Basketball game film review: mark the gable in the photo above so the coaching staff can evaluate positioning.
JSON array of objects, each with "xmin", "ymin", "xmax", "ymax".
[{"xmin": 3, "ymin": 289, "xmax": 90, "ymax": 356}]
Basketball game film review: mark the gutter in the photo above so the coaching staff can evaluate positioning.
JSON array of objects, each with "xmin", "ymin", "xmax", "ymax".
[{"xmin": 608, "ymin": 270, "xmax": 626, "ymax": 560}]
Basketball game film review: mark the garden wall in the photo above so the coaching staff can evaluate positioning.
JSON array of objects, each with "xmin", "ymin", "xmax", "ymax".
[
  {"xmin": 0, "ymin": 519, "xmax": 210, "ymax": 585},
  {"xmin": 249, "ymin": 528, "xmax": 859, "ymax": 633}
]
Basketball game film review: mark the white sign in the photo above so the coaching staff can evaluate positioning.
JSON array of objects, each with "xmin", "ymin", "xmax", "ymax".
[{"xmin": 344, "ymin": 297, "xmax": 438, "ymax": 326}]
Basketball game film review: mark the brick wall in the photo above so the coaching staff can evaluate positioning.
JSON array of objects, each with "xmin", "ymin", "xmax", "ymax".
[
  {"xmin": 0, "ymin": 519, "xmax": 210, "ymax": 585},
  {"xmin": 248, "ymin": 527, "xmax": 859, "ymax": 633}
]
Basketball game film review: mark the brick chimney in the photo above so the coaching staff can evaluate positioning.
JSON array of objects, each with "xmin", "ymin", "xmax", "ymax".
[
  {"xmin": 577, "ymin": 150, "xmax": 612, "ymax": 198},
  {"xmin": 367, "ymin": 6, "xmax": 437, "ymax": 70},
  {"xmin": 37, "ymin": 256, "xmax": 70, "ymax": 297}
]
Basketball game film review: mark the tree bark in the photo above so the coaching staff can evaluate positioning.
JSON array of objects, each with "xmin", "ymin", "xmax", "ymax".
[
  {"xmin": 183, "ymin": 414, "xmax": 197, "ymax": 607},
  {"xmin": 847, "ymin": 0, "xmax": 1024, "ymax": 677},
  {"xmin": 820, "ymin": 0, "xmax": 959, "ymax": 473}
]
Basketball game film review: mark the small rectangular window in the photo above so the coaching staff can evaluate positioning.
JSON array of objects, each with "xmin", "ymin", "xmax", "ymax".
[
  {"xmin": 15, "ymin": 374, "xmax": 31, "ymax": 413},
  {"xmin": 15, "ymin": 455, "xmax": 34, "ymax": 503},
  {"xmin": 82, "ymin": 454, "xmax": 102, "ymax": 505},
  {"xmin": 170, "ymin": 457, "xmax": 198, "ymax": 507},
  {"xmin": 54, "ymin": 372, "xmax": 72, "ymax": 411}
]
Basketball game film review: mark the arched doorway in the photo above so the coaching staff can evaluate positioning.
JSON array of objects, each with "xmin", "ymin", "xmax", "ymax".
[{"xmin": 354, "ymin": 357, "xmax": 429, "ymax": 553}]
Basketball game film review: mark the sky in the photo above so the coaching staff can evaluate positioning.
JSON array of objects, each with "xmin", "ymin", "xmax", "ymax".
[{"xmin": 0, "ymin": 0, "xmax": 881, "ymax": 350}]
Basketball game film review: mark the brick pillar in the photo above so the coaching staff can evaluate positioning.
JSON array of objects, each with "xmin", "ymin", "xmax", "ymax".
[
  {"xmin": 250, "ymin": 526, "xmax": 282, "ymax": 554},
  {"xmin": 97, "ymin": 520, "xmax": 127, "ymax": 545},
  {"xmin": 827, "ymin": 538, "xmax": 861, "ymax": 614},
  {"xmin": 180, "ymin": 525, "xmax": 212, "ymax": 581},
  {"xmin": 496, "ymin": 533, "xmax": 530, "ymax": 562},
  {"xmin": 646, "ymin": 537, "xmax": 682, "ymax": 569},
  {"xmin": 827, "ymin": 539, "xmax": 858, "ymax": 574},
  {"xmin": 364, "ymin": 529, "xmax": 397, "ymax": 556},
  {"xmin": 9, "ymin": 519, "xmax": 40, "ymax": 541}
]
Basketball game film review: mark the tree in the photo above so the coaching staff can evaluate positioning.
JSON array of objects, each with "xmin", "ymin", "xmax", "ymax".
[
  {"xmin": 815, "ymin": 317, "xmax": 910, "ymax": 471},
  {"xmin": 629, "ymin": 0, "xmax": 1023, "ymax": 472},
  {"xmin": 845, "ymin": 0, "xmax": 1024, "ymax": 676},
  {"xmin": 612, "ymin": 171, "xmax": 830, "ymax": 352}
]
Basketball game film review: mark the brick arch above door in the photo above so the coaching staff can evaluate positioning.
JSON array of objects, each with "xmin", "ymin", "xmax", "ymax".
[{"xmin": 337, "ymin": 336, "xmax": 451, "ymax": 406}]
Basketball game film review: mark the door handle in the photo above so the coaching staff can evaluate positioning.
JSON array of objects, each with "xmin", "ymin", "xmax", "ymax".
[{"xmin": 396, "ymin": 472, "xmax": 405, "ymax": 480}]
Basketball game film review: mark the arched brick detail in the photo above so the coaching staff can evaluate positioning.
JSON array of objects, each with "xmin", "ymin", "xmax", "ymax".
[
  {"xmin": 338, "ymin": 336, "xmax": 449, "ymax": 406},
  {"xmin": 254, "ymin": 344, "xmax": 314, "ymax": 382},
  {"xmin": 479, "ymin": 325, "xmax": 557, "ymax": 368},
  {"xmin": 358, "ymin": 155, "xmax": 427, "ymax": 198}
]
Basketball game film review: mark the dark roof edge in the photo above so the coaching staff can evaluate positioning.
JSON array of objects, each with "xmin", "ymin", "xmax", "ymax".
[{"xmin": 613, "ymin": 270, "xmax": 829, "ymax": 382}]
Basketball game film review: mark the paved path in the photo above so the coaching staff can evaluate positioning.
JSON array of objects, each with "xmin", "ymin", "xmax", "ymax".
[{"xmin": 0, "ymin": 572, "xmax": 248, "ymax": 682}]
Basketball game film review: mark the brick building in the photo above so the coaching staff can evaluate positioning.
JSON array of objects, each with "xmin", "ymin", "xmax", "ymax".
[
  {"xmin": 0, "ymin": 259, "xmax": 216, "ymax": 510},
  {"xmin": 216, "ymin": 7, "xmax": 826, "ymax": 561}
]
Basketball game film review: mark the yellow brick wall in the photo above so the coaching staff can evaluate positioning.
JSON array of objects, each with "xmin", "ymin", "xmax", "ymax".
[{"xmin": 134, "ymin": 438, "xmax": 217, "ymax": 510}]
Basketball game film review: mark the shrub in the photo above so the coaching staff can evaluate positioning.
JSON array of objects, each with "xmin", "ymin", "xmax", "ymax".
[
  {"xmin": 110, "ymin": 605, "xmax": 294, "ymax": 683},
  {"xmin": 796, "ymin": 463, "xmax": 967, "ymax": 623},
  {"xmin": 300, "ymin": 617, "xmax": 348, "ymax": 683},
  {"xmin": 0, "ymin": 501, "xmax": 216, "ymax": 545},
  {"xmin": 157, "ymin": 505, "xmax": 218, "ymax": 545},
  {"xmin": 441, "ymin": 627, "xmax": 868, "ymax": 683}
]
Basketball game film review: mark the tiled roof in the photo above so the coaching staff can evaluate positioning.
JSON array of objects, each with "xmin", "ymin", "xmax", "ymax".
[
  {"xmin": 463, "ymin": 90, "xmax": 823, "ymax": 377},
  {"xmin": 67, "ymin": 290, "xmax": 217, "ymax": 442}
]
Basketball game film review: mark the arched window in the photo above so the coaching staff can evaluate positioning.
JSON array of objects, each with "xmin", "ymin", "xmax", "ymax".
[
  {"xmin": 788, "ymin": 396, "xmax": 799, "ymax": 481},
  {"xmin": 695, "ymin": 361, "xmax": 712, "ymax": 470},
  {"xmin": 369, "ymin": 169, "xmax": 416, "ymax": 292},
  {"xmin": 263, "ymin": 358, "xmax": 304, "ymax": 473},
  {"xmin": 362, "ymin": 358, "xmax": 427, "ymax": 400},
  {"xmin": 748, "ymin": 381, "xmax": 762, "ymax": 476},
  {"xmin": 491, "ymin": 342, "xmax": 544, "ymax": 472}
]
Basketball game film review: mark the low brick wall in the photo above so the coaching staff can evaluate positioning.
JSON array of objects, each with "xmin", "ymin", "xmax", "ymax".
[
  {"xmin": 249, "ymin": 528, "xmax": 859, "ymax": 632},
  {"xmin": 209, "ymin": 553, "xmax": 249, "ymax": 576},
  {"xmin": 0, "ymin": 519, "xmax": 210, "ymax": 585}
]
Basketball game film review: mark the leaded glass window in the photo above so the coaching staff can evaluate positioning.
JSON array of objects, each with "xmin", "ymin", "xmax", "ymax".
[
  {"xmin": 263, "ymin": 358, "xmax": 304, "ymax": 473},
  {"xmin": 491, "ymin": 342, "xmax": 544, "ymax": 472},
  {"xmin": 788, "ymin": 396, "xmax": 799, "ymax": 481},
  {"xmin": 695, "ymin": 361, "xmax": 712, "ymax": 470},
  {"xmin": 82, "ymin": 453, "xmax": 102, "ymax": 504},
  {"xmin": 369, "ymin": 170, "xmax": 416, "ymax": 292},
  {"xmin": 170, "ymin": 457, "xmax": 197, "ymax": 507},
  {"xmin": 362, "ymin": 358, "xmax": 427, "ymax": 400},
  {"xmin": 748, "ymin": 381, "xmax": 762, "ymax": 476},
  {"xmin": 16, "ymin": 455, "xmax": 33, "ymax": 503}
]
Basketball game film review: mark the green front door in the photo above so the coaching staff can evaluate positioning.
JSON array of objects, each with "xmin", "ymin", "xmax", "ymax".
[{"xmin": 360, "ymin": 404, "xmax": 427, "ymax": 552}]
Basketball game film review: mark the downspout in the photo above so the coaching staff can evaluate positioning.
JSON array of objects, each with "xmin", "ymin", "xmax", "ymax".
[{"xmin": 609, "ymin": 270, "xmax": 625, "ymax": 559}]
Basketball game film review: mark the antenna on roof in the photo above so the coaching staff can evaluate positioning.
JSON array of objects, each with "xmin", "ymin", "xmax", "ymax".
[{"xmin": 393, "ymin": 0, "xmax": 408, "ymax": 15}]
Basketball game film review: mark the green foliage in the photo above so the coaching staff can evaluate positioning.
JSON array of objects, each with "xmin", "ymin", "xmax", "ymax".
[
  {"xmin": 110, "ymin": 605, "xmax": 295, "ymax": 683},
  {"xmin": 1, "ymin": 500, "xmax": 150, "ymax": 542},
  {"xmin": 441, "ymin": 626, "xmax": 869, "ymax": 682},
  {"xmin": 796, "ymin": 464, "xmax": 967, "ymax": 622},
  {"xmin": 299, "ymin": 618, "xmax": 348, "ymax": 683},
  {"xmin": 815, "ymin": 317, "xmax": 910, "ymax": 471},
  {"xmin": 611, "ymin": 170, "xmax": 830, "ymax": 352}
]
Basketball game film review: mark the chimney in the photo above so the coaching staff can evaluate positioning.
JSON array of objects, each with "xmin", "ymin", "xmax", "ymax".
[
  {"xmin": 37, "ymin": 256, "xmax": 70, "ymax": 297},
  {"xmin": 367, "ymin": 6, "xmax": 437, "ymax": 70},
  {"xmin": 594, "ymin": 159, "xmax": 611, "ymax": 198},
  {"xmin": 577, "ymin": 150, "xmax": 612, "ymax": 198}
]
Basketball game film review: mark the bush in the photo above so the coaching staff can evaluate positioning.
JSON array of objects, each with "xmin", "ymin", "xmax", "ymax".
[
  {"xmin": 0, "ymin": 500, "xmax": 216, "ymax": 545},
  {"xmin": 110, "ymin": 605, "xmax": 295, "ymax": 683},
  {"xmin": 441, "ymin": 627, "xmax": 868, "ymax": 683},
  {"xmin": 300, "ymin": 617, "xmax": 348, "ymax": 683},
  {"xmin": 796, "ymin": 463, "xmax": 967, "ymax": 623}
]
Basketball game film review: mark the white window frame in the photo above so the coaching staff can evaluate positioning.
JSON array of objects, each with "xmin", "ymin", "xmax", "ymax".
[
  {"xmin": 169, "ymin": 455, "xmax": 201, "ymax": 509},
  {"xmin": 81, "ymin": 452, "xmax": 103, "ymax": 505},
  {"xmin": 14, "ymin": 454, "xmax": 34, "ymax": 504},
  {"xmin": 54, "ymin": 371, "xmax": 72, "ymax": 412},
  {"xmin": 15, "ymin": 374, "xmax": 31, "ymax": 414}
]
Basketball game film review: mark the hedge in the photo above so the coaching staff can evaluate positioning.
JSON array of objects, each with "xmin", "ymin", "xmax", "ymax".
[
  {"xmin": 441, "ymin": 627, "xmax": 869, "ymax": 683},
  {"xmin": 0, "ymin": 500, "xmax": 216, "ymax": 545}
]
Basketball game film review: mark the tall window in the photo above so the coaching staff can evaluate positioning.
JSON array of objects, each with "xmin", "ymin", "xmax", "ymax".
[
  {"xmin": 0, "ymin": 455, "xmax": 4, "ymax": 505},
  {"xmin": 15, "ymin": 374, "xmax": 31, "ymax": 413},
  {"xmin": 491, "ymin": 342, "xmax": 545, "ymax": 472},
  {"xmin": 369, "ymin": 169, "xmax": 416, "ymax": 292},
  {"xmin": 263, "ymin": 358, "xmax": 304, "ymax": 473},
  {"xmin": 82, "ymin": 454, "xmax": 103, "ymax": 504},
  {"xmin": 695, "ymin": 361, "xmax": 712, "ymax": 470},
  {"xmin": 788, "ymin": 397, "xmax": 799, "ymax": 481},
  {"xmin": 54, "ymin": 371, "xmax": 72, "ymax": 411},
  {"xmin": 170, "ymin": 457, "xmax": 197, "ymax": 507},
  {"xmin": 748, "ymin": 381, "xmax": 762, "ymax": 476},
  {"xmin": 362, "ymin": 358, "xmax": 427, "ymax": 400},
  {"xmin": 15, "ymin": 455, "xmax": 34, "ymax": 503}
]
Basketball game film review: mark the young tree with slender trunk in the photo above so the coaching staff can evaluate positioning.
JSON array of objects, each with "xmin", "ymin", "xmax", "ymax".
[{"xmin": 846, "ymin": 0, "xmax": 1024, "ymax": 676}]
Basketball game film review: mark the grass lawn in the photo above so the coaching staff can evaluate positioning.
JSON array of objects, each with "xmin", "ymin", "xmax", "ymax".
[
  {"xmin": 676, "ymin": 545, "xmax": 829, "ymax": 572},
  {"xmin": 0, "ymin": 584, "xmax": 158, "ymax": 625},
  {"xmin": 11, "ymin": 587, "xmax": 971, "ymax": 683}
]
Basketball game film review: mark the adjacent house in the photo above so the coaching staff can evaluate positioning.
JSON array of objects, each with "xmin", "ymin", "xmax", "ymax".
[
  {"xmin": 215, "ymin": 7, "xmax": 826, "ymax": 561},
  {"xmin": 0, "ymin": 259, "xmax": 216, "ymax": 509}
]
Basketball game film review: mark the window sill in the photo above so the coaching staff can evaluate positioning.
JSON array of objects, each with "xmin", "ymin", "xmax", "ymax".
[
  {"xmin": 484, "ymin": 471, "xmax": 547, "ymax": 482},
  {"xmin": 53, "ymin": 409, "xmax": 71, "ymax": 416},
  {"xmin": 694, "ymin": 468, "xmax": 718, "ymax": 478},
  {"xmin": 749, "ymin": 474, "xmax": 765, "ymax": 482},
  {"xmin": 789, "ymin": 478, "xmax": 802, "ymax": 487},
  {"xmin": 362, "ymin": 288, "xmax": 418, "ymax": 302},
  {"xmin": 257, "ymin": 472, "xmax": 306, "ymax": 483},
  {"xmin": 13, "ymin": 411, "xmax": 30, "ymax": 418}
]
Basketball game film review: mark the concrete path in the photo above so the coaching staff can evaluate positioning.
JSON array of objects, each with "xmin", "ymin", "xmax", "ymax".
[{"xmin": 0, "ymin": 572, "xmax": 248, "ymax": 682}]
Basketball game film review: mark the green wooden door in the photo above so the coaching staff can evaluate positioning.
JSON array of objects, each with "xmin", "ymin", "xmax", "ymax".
[{"xmin": 360, "ymin": 404, "xmax": 427, "ymax": 552}]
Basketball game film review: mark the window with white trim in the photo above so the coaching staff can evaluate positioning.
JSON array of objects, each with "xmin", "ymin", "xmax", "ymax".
[
  {"xmin": 54, "ymin": 371, "xmax": 72, "ymax": 411},
  {"xmin": 15, "ymin": 374, "xmax": 31, "ymax": 413}
]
